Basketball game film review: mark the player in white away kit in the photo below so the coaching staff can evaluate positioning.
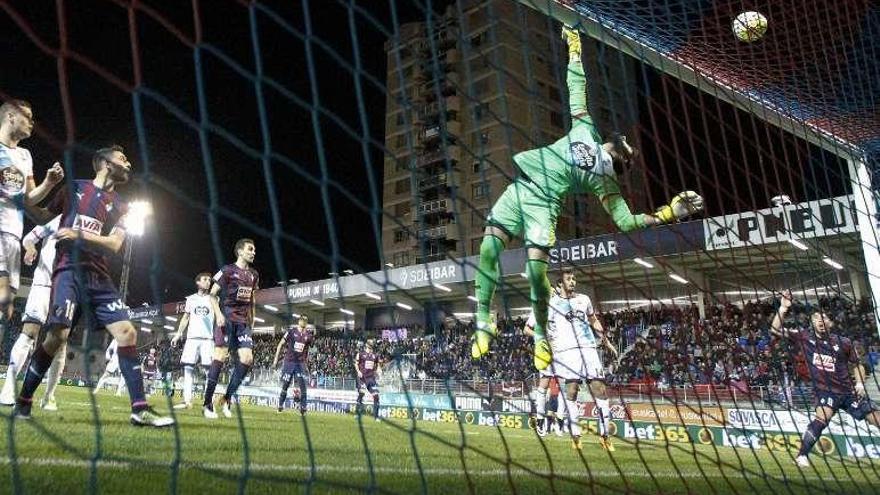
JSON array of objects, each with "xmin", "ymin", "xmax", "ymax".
[
  {"xmin": 94, "ymin": 339, "xmax": 125, "ymax": 396},
  {"xmin": 0, "ymin": 216, "xmax": 65, "ymax": 409},
  {"xmin": 525, "ymin": 268, "xmax": 617, "ymax": 450},
  {"xmin": 170, "ymin": 272, "xmax": 220, "ymax": 409},
  {"xmin": 0, "ymin": 100, "xmax": 64, "ymax": 405}
]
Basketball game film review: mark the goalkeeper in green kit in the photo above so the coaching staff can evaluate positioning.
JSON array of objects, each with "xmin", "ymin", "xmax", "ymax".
[{"xmin": 471, "ymin": 26, "xmax": 704, "ymax": 370}]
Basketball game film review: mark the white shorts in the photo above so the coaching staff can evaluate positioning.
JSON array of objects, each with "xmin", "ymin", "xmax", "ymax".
[
  {"xmin": 547, "ymin": 347, "xmax": 604, "ymax": 382},
  {"xmin": 181, "ymin": 338, "xmax": 214, "ymax": 367},
  {"xmin": 23, "ymin": 284, "xmax": 51, "ymax": 324},
  {"xmin": 106, "ymin": 356, "xmax": 120, "ymax": 374},
  {"xmin": 0, "ymin": 232, "xmax": 21, "ymax": 291}
]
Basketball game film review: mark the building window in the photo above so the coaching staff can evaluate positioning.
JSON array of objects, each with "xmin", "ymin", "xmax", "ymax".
[
  {"xmin": 548, "ymin": 86, "xmax": 561, "ymax": 102},
  {"xmin": 395, "ymin": 158, "xmax": 409, "ymax": 171},
  {"xmin": 472, "ymin": 160, "xmax": 488, "ymax": 174},
  {"xmin": 396, "ymin": 134, "xmax": 406, "ymax": 148},
  {"xmin": 394, "ymin": 202, "xmax": 411, "ymax": 217},
  {"xmin": 472, "ymin": 182, "xmax": 490, "ymax": 199},
  {"xmin": 474, "ymin": 102, "xmax": 488, "ymax": 121},
  {"xmin": 394, "ymin": 228, "xmax": 410, "ymax": 244},
  {"xmin": 396, "ymin": 113, "xmax": 405, "ymax": 127},
  {"xmin": 395, "ymin": 178, "xmax": 410, "ymax": 195},
  {"xmin": 392, "ymin": 251, "xmax": 411, "ymax": 267},
  {"xmin": 479, "ymin": 131, "xmax": 490, "ymax": 145},
  {"xmin": 470, "ymin": 237, "xmax": 483, "ymax": 254},
  {"xmin": 473, "ymin": 77, "xmax": 490, "ymax": 96},
  {"xmin": 471, "ymin": 208, "xmax": 489, "ymax": 225}
]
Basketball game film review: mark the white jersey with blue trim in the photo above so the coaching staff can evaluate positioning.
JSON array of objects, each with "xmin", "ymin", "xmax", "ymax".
[
  {"xmin": 24, "ymin": 215, "xmax": 60, "ymax": 287},
  {"xmin": 0, "ymin": 143, "xmax": 33, "ymax": 239},
  {"xmin": 528, "ymin": 293, "xmax": 597, "ymax": 352}
]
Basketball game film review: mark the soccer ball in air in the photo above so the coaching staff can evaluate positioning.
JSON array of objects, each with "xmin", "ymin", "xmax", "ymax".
[{"xmin": 732, "ymin": 11, "xmax": 768, "ymax": 43}]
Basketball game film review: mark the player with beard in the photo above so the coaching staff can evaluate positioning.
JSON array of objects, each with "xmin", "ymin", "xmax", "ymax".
[
  {"xmin": 12, "ymin": 145, "xmax": 173, "ymax": 427},
  {"xmin": 770, "ymin": 291, "xmax": 880, "ymax": 467},
  {"xmin": 202, "ymin": 238, "xmax": 258, "ymax": 419}
]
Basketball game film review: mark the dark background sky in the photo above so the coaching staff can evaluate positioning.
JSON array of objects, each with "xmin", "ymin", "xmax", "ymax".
[{"xmin": 0, "ymin": 0, "xmax": 848, "ymax": 306}]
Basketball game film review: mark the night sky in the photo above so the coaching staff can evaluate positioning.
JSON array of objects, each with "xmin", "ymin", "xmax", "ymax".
[{"xmin": 0, "ymin": 0, "xmax": 848, "ymax": 306}]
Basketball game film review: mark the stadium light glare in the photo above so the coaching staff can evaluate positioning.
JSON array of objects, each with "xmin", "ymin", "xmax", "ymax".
[
  {"xmin": 364, "ymin": 292, "xmax": 382, "ymax": 301},
  {"xmin": 633, "ymin": 257, "xmax": 654, "ymax": 268},
  {"xmin": 453, "ymin": 312, "xmax": 475, "ymax": 317},
  {"xmin": 787, "ymin": 238, "xmax": 809, "ymax": 251},
  {"xmin": 340, "ymin": 308, "xmax": 355, "ymax": 316},
  {"xmin": 432, "ymin": 283, "xmax": 451, "ymax": 292},
  {"xmin": 384, "ymin": 263, "xmax": 394, "ymax": 268},
  {"xmin": 822, "ymin": 257, "xmax": 844, "ymax": 270},
  {"xmin": 669, "ymin": 273, "xmax": 689, "ymax": 284},
  {"xmin": 164, "ymin": 316, "xmax": 177, "ymax": 322},
  {"xmin": 309, "ymin": 299, "xmax": 325, "ymax": 306},
  {"xmin": 291, "ymin": 313, "xmax": 301, "ymax": 318},
  {"xmin": 467, "ymin": 295, "xmax": 479, "ymax": 303},
  {"xmin": 395, "ymin": 302, "xmax": 412, "ymax": 311},
  {"xmin": 289, "ymin": 278, "xmax": 299, "ymax": 284},
  {"xmin": 263, "ymin": 305, "xmax": 279, "ymax": 312},
  {"xmin": 343, "ymin": 269, "xmax": 355, "ymax": 276},
  {"xmin": 140, "ymin": 327, "xmax": 152, "ymax": 333},
  {"xmin": 163, "ymin": 325, "xmax": 175, "ymax": 330},
  {"xmin": 125, "ymin": 200, "xmax": 153, "ymax": 237},
  {"xmin": 254, "ymin": 317, "xmax": 265, "ymax": 323},
  {"xmin": 141, "ymin": 319, "xmax": 153, "ymax": 325}
]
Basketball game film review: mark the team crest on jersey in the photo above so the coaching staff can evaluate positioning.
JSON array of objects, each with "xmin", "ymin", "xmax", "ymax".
[
  {"xmin": 0, "ymin": 166, "xmax": 25, "ymax": 194},
  {"xmin": 194, "ymin": 306, "xmax": 210, "ymax": 316},
  {"xmin": 569, "ymin": 142, "xmax": 596, "ymax": 170},
  {"xmin": 105, "ymin": 202, "xmax": 113, "ymax": 212}
]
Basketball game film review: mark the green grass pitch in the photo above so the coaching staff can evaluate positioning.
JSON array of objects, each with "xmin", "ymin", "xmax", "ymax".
[{"xmin": 1, "ymin": 386, "xmax": 878, "ymax": 494}]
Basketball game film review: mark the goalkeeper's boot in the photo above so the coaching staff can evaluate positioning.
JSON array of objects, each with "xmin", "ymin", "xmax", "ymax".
[
  {"xmin": 600, "ymin": 436, "xmax": 616, "ymax": 452},
  {"xmin": 470, "ymin": 315, "xmax": 497, "ymax": 360},
  {"xmin": 562, "ymin": 26, "xmax": 581, "ymax": 55},
  {"xmin": 533, "ymin": 338, "xmax": 553, "ymax": 371}
]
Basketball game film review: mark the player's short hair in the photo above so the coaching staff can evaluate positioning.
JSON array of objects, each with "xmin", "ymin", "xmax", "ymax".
[
  {"xmin": 556, "ymin": 267, "xmax": 575, "ymax": 286},
  {"xmin": 0, "ymin": 99, "xmax": 32, "ymax": 120},
  {"xmin": 92, "ymin": 144, "xmax": 125, "ymax": 173},
  {"xmin": 195, "ymin": 272, "xmax": 212, "ymax": 282},
  {"xmin": 298, "ymin": 314, "xmax": 308, "ymax": 321},
  {"xmin": 234, "ymin": 238, "xmax": 255, "ymax": 256}
]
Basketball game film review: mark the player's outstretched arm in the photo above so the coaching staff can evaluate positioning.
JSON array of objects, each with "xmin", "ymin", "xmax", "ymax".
[
  {"xmin": 601, "ymin": 191, "xmax": 704, "ymax": 233},
  {"xmin": 769, "ymin": 290, "xmax": 795, "ymax": 337}
]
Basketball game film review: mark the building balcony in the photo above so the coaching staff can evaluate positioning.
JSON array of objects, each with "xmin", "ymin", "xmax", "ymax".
[
  {"xmin": 417, "ymin": 145, "xmax": 460, "ymax": 168},
  {"xmin": 418, "ymin": 198, "xmax": 450, "ymax": 216},
  {"xmin": 418, "ymin": 224, "xmax": 460, "ymax": 241},
  {"xmin": 418, "ymin": 170, "xmax": 460, "ymax": 191}
]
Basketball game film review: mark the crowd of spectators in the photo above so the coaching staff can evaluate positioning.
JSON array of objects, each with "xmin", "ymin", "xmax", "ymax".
[{"xmin": 116, "ymin": 296, "xmax": 880, "ymax": 392}]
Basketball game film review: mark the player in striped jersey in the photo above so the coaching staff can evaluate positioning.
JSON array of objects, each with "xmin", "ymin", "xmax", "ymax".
[
  {"xmin": 12, "ymin": 145, "xmax": 173, "ymax": 427},
  {"xmin": 0, "ymin": 100, "xmax": 64, "ymax": 405}
]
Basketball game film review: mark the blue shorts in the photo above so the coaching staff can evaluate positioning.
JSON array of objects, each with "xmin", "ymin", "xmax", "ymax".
[
  {"xmin": 281, "ymin": 362, "xmax": 307, "ymax": 384},
  {"xmin": 46, "ymin": 269, "xmax": 129, "ymax": 330},
  {"xmin": 815, "ymin": 390, "xmax": 877, "ymax": 421},
  {"xmin": 359, "ymin": 378, "xmax": 379, "ymax": 394},
  {"xmin": 214, "ymin": 320, "xmax": 253, "ymax": 349}
]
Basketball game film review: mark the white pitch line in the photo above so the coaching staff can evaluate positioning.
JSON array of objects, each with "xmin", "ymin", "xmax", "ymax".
[{"xmin": 0, "ymin": 456, "xmax": 847, "ymax": 483}]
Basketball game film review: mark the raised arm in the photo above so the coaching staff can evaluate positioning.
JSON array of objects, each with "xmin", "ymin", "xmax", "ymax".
[{"xmin": 769, "ymin": 290, "xmax": 796, "ymax": 337}]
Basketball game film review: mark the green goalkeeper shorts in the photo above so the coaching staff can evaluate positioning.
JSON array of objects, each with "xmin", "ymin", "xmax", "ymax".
[{"xmin": 486, "ymin": 179, "xmax": 560, "ymax": 249}]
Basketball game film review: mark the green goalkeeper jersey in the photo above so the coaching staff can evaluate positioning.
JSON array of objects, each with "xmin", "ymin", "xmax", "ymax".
[{"xmin": 512, "ymin": 61, "xmax": 621, "ymax": 204}]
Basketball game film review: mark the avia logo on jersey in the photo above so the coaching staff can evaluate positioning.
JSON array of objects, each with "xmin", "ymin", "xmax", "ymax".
[
  {"xmin": 569, "ymin": 141, "xmax": 596, "ymax": 170},
  {"xmin": 72, "ymin": 214, "xmax": 104, "ymax": 235},
  {"xmin": 294, "ymin": 342, "xmax": 305, "ymax": 352},
  {"xmin": 0, "ymin": 166, "xmax": 25, "ymax": 194},
  {"xmin": 106, "ymin": 299, "xmax": 129, "ymax": 312},
  {"xmin": 812, "ymin": 353, "xmax": 836, "ymax": 372}
]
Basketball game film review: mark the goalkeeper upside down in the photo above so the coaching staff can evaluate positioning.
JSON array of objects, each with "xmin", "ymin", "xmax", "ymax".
[{"xmin": 471, "ymin": 26, "xmax": 704, "ymax": 370}]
